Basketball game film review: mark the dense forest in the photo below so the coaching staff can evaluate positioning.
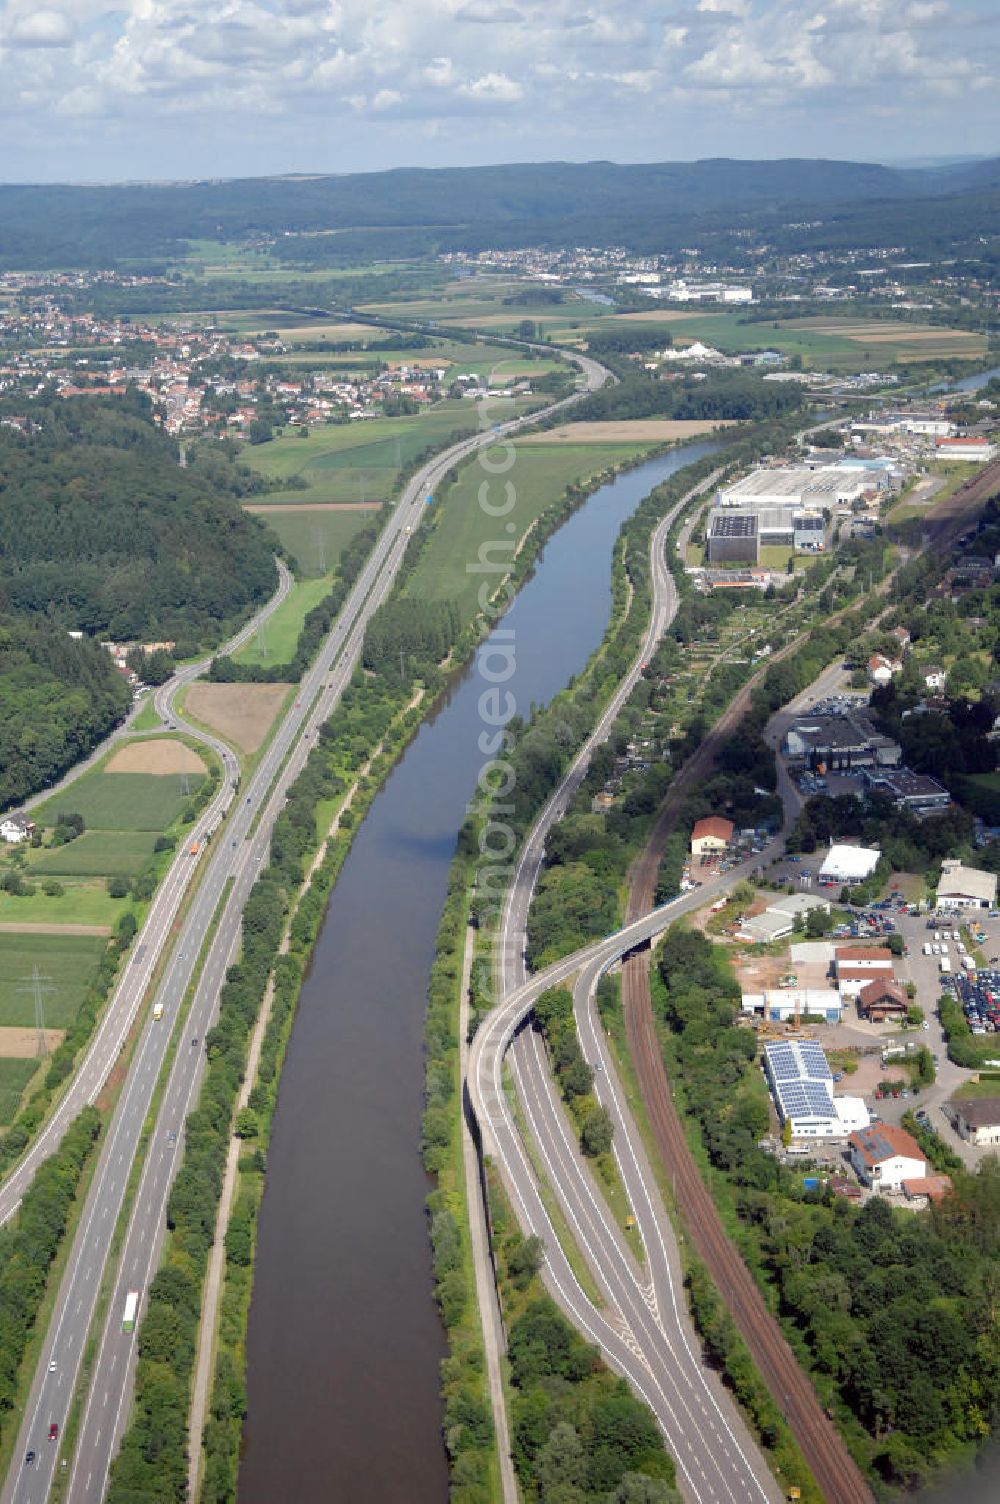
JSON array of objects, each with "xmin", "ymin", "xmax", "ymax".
[
  {"xmin": 0, "ymin": 156, "xmax": 997, "ymax": 270},
  {"xmin": 0, "ymin": 394, "xmax": 277, "ymax": 644},
  {"xmin": 0, "ymin": 614, "xmax": 131, "ymax": 807}
]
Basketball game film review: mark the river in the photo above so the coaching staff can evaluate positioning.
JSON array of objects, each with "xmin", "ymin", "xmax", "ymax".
[{"xmin": 238, "ymin": 439, "xmax": 718, "ymax": 1503}]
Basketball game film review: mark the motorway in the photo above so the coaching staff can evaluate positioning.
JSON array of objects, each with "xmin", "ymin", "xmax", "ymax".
[
  {"xmin": 473, "ymin": 474, "xmax": 784, "ymax": 1503},
  {"xmin": 1, "ymin": 354, "xmax": 608, "ymax": 1503}
]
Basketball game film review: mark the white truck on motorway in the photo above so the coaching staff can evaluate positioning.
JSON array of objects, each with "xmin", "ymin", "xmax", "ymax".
[{"xmin": 122, "ymin": 1290, "xmax": 139, "ymax": 1333}]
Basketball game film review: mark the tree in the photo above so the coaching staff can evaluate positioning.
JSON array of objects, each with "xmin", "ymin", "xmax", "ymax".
[
  {"xmin": 805, "ymin": 906, "xmax": 833, "ymax": 937},
  {"xmin": 581, "ymin": 1106, "xmax": 614, "ymax": 1157},
  {"xmin": 610, "ymin": 1475, "xmax": 682, "ymax": 1504},
  {"xmin": 234, "ymin": 1108, "xmax": 258, "ymax": 1139},
  {"xmin": 537, "ymin": 1423, "xmax": 586, "ymax": 1495},
  {"xmin": 107, "ymin": 874, "xmax": 130, "ymax": 899},
  {"xmin": 508, "ymin": 1234, "xmax": 545, "ymax": 1289}
]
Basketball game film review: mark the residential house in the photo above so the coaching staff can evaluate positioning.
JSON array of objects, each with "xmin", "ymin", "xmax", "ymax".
[
  {"xmin": 867, "ymin": 653, "xmax": 902, "ymax": 687},
  {"xmin": 690, "ymin": 816, "xmax": 734, "ymax": 858},
  {"xmin": 949, "ymin": 1097, "xmax": 1000, "ymax": 1148},
  {"xmin": 849, "ymin": 1123, "xmax": 927, "ymax": 1191},
  {"xmin": 0, "ymin": 812, "xmax": 35, "ymax": 844},
  {"xmin": 857, "ymin": 978, "xmax": 910, "ymax": 1023}
]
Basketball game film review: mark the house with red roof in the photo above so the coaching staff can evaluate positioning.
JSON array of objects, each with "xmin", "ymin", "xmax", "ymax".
[{"xmin": 849, "ymin": 1123, "xmax": 927, "ymax": 1191}]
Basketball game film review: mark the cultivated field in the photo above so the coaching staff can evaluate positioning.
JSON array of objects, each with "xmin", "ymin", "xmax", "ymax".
[
  {"xmin": 589, "ymin": 310, "xmax": 987, "ymax": 370},
  {"xmin": 242, "ymin": 505, "xmax": 374, "ymax": 577},
  {"xmin": 184, "ymin": 683, "xmax": 292, "ymax": 754},
  {"xmin": 0, "ymin": 884, "xmax": 127, "ymax": 929},
  {"xmin": 520, "ymin": 419, "xmax": 738, "ymax": 444},
  {"xmin": 34, "ymin": 765, "xmax": 204, "ymax": 831},
  {"xmin": 106, "ymin": 738, "xmax": 207, "ymax": 775},
  {"xmin": 241, "ymin": 401, "xmax": 515, "ymax": 506},
  {"xmin": 0, "ymin": 931, "xmax": 108, "ymax": 1028},
  {"xmin": 0, "ymin": 1057, "xmax": 40, "ymax": 1126},
  {"xmin": 232, "ymin": 575, "xmax": 334, "ymax": 666},
  {"xmin": 30, "ymin": 830, "xmax": 160, "ymax": 878},
  {"xmin": 405, "ymin": 440, "xmax": 657, "ymax": 623},
  {"xmin": 0, "ymin": 1027, "xmax": 64, "ymax": 1058}
]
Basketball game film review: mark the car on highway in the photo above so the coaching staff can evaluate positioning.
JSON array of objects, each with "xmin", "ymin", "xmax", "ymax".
[
  {"xmin": 48, "ymin": 1423, "xmax": 58, "ymax": 1441},
  {"xmin": 48, "ymin": 1359, "xmax": 56, "ymax": 1373},
  {"xmin": 25, "ymin": 1450, "xmax": 35, "ymax": 1466},
  {"xmin": 191, "ymin": 1036, "xmax": 199, "ymax": 1047},
  {"xmin": 167, "ymin": 1129, "xmax": 177, "ymax": 1145}
]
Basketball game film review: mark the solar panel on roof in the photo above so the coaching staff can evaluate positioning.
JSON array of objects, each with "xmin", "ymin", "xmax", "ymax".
[
  {"xmin": 799, "ymin": 1042, "xmax": 832, "ymax": 1080},
  {"xmin": 804, "ymin": 1083, "xmax": 835, "ymax": 1114}
]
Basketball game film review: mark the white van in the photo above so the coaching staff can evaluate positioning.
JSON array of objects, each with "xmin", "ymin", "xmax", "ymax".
[
  {"xmin": 932, "ymin": 943, "xmax": 941, "ymax": 955},
  {"xmin": 922, "ymin": 942, "xmax": 932, "ymax": 956}
]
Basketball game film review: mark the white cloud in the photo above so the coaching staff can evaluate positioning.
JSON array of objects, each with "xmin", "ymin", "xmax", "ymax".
[
  {"xmin": 8, "ymin": 10, "xmax": 76, "ymax": 48},
  {"xmin": 0, "ymin": 0, "xmax": 994, "ymax": 175},
  {"xmin": 457, "ymin": 71, "xmax": 524, "ymax": 101},
  {"xmin": 696, "ymin": 0, "xmax": 750, "ymax": 14}
]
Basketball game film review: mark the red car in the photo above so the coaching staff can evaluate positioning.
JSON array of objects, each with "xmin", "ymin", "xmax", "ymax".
[{"xmin": 48, "ymin": 1423, "xmax": 58, "ymax": 1442}]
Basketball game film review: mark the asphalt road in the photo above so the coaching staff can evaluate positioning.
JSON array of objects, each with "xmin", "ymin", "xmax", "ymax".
[
  {"xmin": 1, "ymin": 355, "xmax": 608, "ymax": 1504},
  {"xmin": 475, "ymin": 471, "xmax": 783, "ymax": 1503}
]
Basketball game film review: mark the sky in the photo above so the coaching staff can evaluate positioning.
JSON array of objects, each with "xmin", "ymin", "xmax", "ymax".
[{"xmin": 0, "ymin": 0, "xmax": 996, "ymax": 183}]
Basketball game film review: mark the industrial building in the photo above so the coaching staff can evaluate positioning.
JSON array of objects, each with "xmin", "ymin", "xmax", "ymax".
[
  {"xmin": 835, "ymin": 943, "xmax": 895, "ymax": 997},
  {"xmin": 706, "ymin": 512, "xmax": 758, "ymax": 564},
  {"xmin": 935, "ymin": 436, "xmax": 997, "ymax": 462},
  {"xmin": 736, "ymin": 892, "xmax": 831, "ymax": 945},
  {"xmin": 716, "ymin": 464, "xmax": 876, "ymax": 511},
  {"xmin": 742, "ymin": 988, "xmax": 843, "ymax": 1023},
  {"xmin": 784, "ymin": 708, "xmax": 901, "ymax": 772},
  {"xmin": 820, "ymin": 844, "xmax": 882, "ymax": 887},
  {"xmin": 793, "ymin": 513, "xmax": 827, "ymax": 552},
  {"xmin": 937, "ymin": 860, "xmax": 998, "ymax": 910},
  {"xmin": 862, "ymin": 767, "xmax": 951, "ymax": 814},
  {"xmin": 763, "ymin": 1039, "xmax": 868, "ymax": 1138}
]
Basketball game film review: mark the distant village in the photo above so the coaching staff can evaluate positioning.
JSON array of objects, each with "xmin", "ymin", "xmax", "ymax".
[{"xmin": 0, "ymin": 292, "xmax": 476, "ymax": 437}]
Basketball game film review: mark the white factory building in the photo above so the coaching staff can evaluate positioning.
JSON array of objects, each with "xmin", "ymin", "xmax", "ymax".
[
  {"xmin": 819, "ymin": 844, "xmax": 881, "ymax": 887},
  {"xmin": 742, "ymin": 988, "xmax": 844, "ymax": 1024},
  {"xmin": 763, "ymin": 1039, "xmax": 869, "ymax": 1139},
  {"xmin": 936, "ymin": 859, "xmax": 998, "ymax": 910},
  {"xmin": 716, "ymin": 464, "xmax": 878, "ymax": 511}
]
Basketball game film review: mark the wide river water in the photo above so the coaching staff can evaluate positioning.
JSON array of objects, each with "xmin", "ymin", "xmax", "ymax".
[{"xmin": 238, "ymin": 439, "xmax": 717, "ymax": 1503}]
